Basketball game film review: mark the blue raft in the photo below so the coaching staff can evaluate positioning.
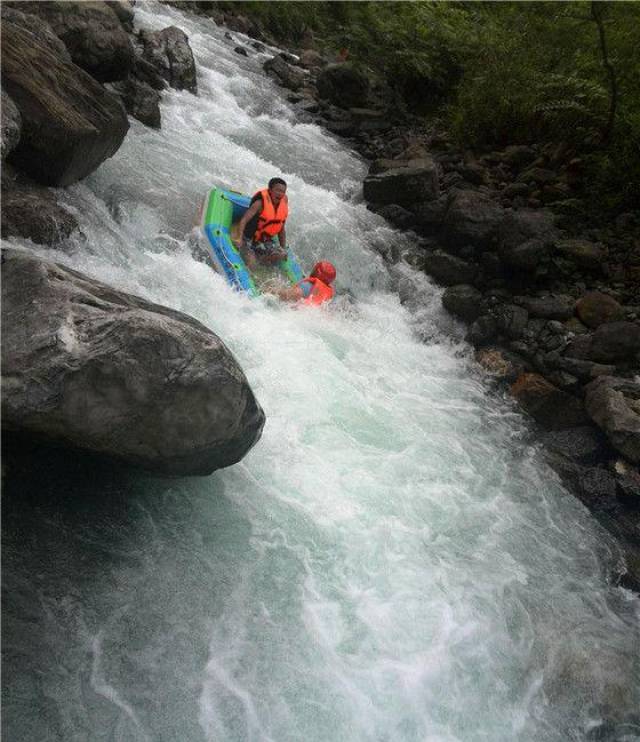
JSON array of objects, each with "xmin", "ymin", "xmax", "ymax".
[{"xmin": 198, "ymin": 187, "xmax": 303, "ymax": 297}]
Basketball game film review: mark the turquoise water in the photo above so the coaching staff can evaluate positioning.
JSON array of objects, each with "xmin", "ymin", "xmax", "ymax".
[{"xmin": 3, "ymin": 3, "xmax": 639, "ymax": 741}]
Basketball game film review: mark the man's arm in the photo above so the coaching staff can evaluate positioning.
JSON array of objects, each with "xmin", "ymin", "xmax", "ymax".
[
  {"xmin": 234, "ymin": 200, "xmax": 262, "ymax": 244},
  {"xmin": 278, "ymin": 224, "xmax": 287, "ymax": 250}
]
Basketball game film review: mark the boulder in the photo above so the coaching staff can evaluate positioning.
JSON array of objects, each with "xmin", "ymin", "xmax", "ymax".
[
  {"xmin": 510, "ymin": 372, "xmax": 589, "ymax": 430},
  {"xmin": 1, "ymin": 249, "xmax": 265, "ymax": 475},
  {"xmin": 441, "ymin": 189, "xmax": 504, "ymax": 251},
  {"xmin": 502, "ymin": 238, "xmax": 551, "ymax": 273},
  {"xmin": 2, "ymin": 20, "xmax": 129, "ymax": 186},
  {"xmin": 467, "ymin": 315, "xmax": 498, "ymax": 346},
  {"xmin": 105, "ymin": 1, "xmax": 135, "ymax": 31},
  {"xmin": 542, "ymin": 426, "xmax": 607, "ymax": 465},
  {"xmin": 12, "ymin": 1, "xmax": 135, "ymax": 82},
  {"xmin": 1, "ymin": 89, "xmax": 21, "ymax": 160},
  {"xmin": 422, "ymin": 251, "xmax": 475, "ymax": 286},
  {"xmin": 298, "ymin": 49, "xmax": 325, "ymax": 71},
  {"xmin": 588, "ymin": 321, "xmax": 640, "ymax": 363},
  {"xmin": 363, "ymin": 158, "xmax": 440, "ymax": 206},
  {"xmin": 575, "ymin": 291, "xmax": 624, "ymax": 329},
  {"xmin": 263, "ymin": 54, "xmax": 307, "ymax": 91},
  {"xmin": 1, "ymin": 5, "xmax": 72, "ymax": 63},
  {"xmin": 109, "ymin": 77, "xmax": 161, "ymax": 129},
  {"xmin": 495, "ymin": 304, "xmax": 529, "ymax": 339},
  {"xmin": 555, "ymin": 239, "xmax": 606, "ymax": 273},
  {"xmin": 475, "ymin": 347, "xmax": 528, "ymax": 382},
  {"xmin": 316, "ymin": 63, "xmax": 369, "ymax": 108},
  {"xmin": 497, "ymin": 208, "xmax": 557, "ymax": 252},
  {"xmin": 515, "ymin": 294, "xmax": 575, "ymax": 320},
  {"xmin": 442, "ymin": 284, "xmax": 483, "ymax": 322},
  {"xmin": 411, "ymin": 195, "xmax": 448, "ymax": 236},
  {"xmin": 1, "ymin": 166, "xmax": 79, "ymax": 245},
  {"xmin": 585, "ymin": 376, "xmax": 640, "ymax": 463},
  {"xmin": 139, "ymin": 26, "xmax": 197, "ymax": 94}
]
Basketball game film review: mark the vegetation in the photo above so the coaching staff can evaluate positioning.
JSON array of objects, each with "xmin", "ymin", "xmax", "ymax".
[{"xmin": 217, "ymin": 1, "xmax": 640, "ymax": 213}]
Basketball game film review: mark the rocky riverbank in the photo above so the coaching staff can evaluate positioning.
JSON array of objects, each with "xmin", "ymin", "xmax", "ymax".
[
  {"xmin": 1, "ymin": 1, "xmax": 264, "ymax": 474},
  {"xmin": 200, "ymin": 5, "xmax": 640, "ymax": 586}
]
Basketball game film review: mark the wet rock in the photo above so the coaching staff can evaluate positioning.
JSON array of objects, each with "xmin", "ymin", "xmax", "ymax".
[
  {"xmin": 495, "ymin": 304, "xmax": 529, "ymax": 339},
  {"xmin": 264, "ymin": 54, "xmax": 307, "ymax": 91},
  {"xmin": 422, "ymin": 251, "xmax": 475, "ymax": 286},
  {"xmin": 1, "ymin": 5, "xmax": 72, "ymax": 63},
  {"xmin": 1, "ymin": 166, "xmax": 79, "ymax": 245},
  {"xmin": 108, "ymin": 77, "xmax": 161, "ymax": 129},
  {"xmin": 588, "ymin": 321, "xmax": 640, "ymax": 363},
  {"xmin": 317, "ymin": 63, "xmax": 369, "ymax": 108},
  {"xmin": 370, "ymin": 203, "xmax": 417, "ymax": 231},
  {"xmin": 442, "ymin": 284, "xmax": 483, "ymax": 322},
  {"xmin": 2, "ymin": 19, "xmax": 129, "ymax": 186},
  {"xmin": 555, "ymin": 238, "xmax": 606, "ymax": 273},
  {"xmin": 234, "ymin": 46, "xmax": 248, "ymax": 57},
  {"xmin": 13, "ymin": 0, "xmax": 135, "ymax": 82},
  {"xmin": 139, "ymin": 26, "xmax": 197, "ymax": 94},
  {"xmin": 585, "ymin": 376, "xmax": 640, "ymax": 464},
  {"xmin": 467, "ymin": 315, "xmax": 498, "ymax": 346},
  {"xmin": 475, "ymin": 347, "xmax": 528, "ymax": 382},
  {"xmin": 542, "ymin": 425, "xmax": 607, "ymax": 465},
  {"xmin": 441, "ymin": 189, "xmax": 504, "ymax": 251},
  {"xmin": 576, "ymin": 291, "xmax": 625, "ymax": 328},
  {"xmin": 510, "ymin": 372, "xmax": 589, "ymax": 430},
  {"xmin": 1, "ymin": 89, "xmax": 21, "ymax": 160},
  {"xmin": 363, "ymin": 158, "xmax": 440, "ymax": 207},
  {"xmin": 551, "ymin": 355, "xmax": 616, "ymax": 381},
  {"xmin": 515, "ymin": 294, "xmax": 575, "ymax": 320},
  {"xmin": 1, "ymin": 249, "xmax": 265, "ymax": 475}
]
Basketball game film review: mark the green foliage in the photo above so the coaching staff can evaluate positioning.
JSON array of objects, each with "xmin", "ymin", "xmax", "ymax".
[{"xmin": 217, "ymin": 0, "xmax": 640, "ymax": 211}]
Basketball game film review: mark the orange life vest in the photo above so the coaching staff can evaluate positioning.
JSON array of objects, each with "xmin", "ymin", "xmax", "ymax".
[
  {"xmin": 253, "ymin": 188, "xmax": 288, "ymax": 241},
  {"xmin": 299, "ymin": 276, "xmax": 334, "ymax": 305}
]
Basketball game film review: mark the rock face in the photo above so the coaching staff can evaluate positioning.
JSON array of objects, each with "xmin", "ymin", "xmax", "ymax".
[
  {"xmin": 363, "ymin": 158, "xmax": 440, "ymax": 206},
  {"xmin": 1, "ymin": 89, "xmax": 21, "ymax": 160},
  {"xmin": 585, "ymin": 377, "xmax": 640, "ymax": 464},
  {"xmin": 1, "ymin": 249, "xmax": 265, "ymax": 475},
  {"xmin": 139, "ymin": 26, "xmax": 198, "ymax": 94},
  {"xmin": 10, "ymin": 1, "xmax": 135, "ymax": 82},
  {"xmin": 2, "ymin": 19, "xmax": 129, "ymax": 186}
]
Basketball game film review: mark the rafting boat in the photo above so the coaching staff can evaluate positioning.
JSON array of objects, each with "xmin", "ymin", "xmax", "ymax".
[{"xmin": 197, "ymin": 187, "xmax": 304, "ymax": 297}]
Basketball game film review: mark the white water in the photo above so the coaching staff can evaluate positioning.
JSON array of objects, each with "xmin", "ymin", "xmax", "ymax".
[{"xmin": 3, "ymin": 3, "xmax": 639, "ymax": 741}]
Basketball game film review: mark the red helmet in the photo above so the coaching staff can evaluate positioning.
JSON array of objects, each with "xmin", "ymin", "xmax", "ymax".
[{"xmin": 311, "ymin": 261, "xmax": 336, "ymax": 285}]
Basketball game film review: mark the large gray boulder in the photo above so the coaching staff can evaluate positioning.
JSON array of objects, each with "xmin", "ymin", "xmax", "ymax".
[
  {"xmin": 496, "ymin": 208, "xmax": 558, "ymax": 268},
  {"xmin": 9, "ymin": 1, "xmax": 135, "ymax": 82},
  {"xmin": 1, "ymin": 249, "xmax": 265, "ymax": 475},
  {"xmin": 2, "ymin": 19, "xmax": 129, "ymax": 186},
  {"xmin": 441, "ymin": 189, "xmax": 504, "ymax": 251},
  {"xmin": 363, "ymin": 158, "xmax": 440, "ymax": 207},
  {"xmin": 585, "ymin": 377, "xmax": 640, "ymax": 464},
  {"xmin": 264, "ymin": 54, "xmax": 307, "ymax": 92},
  {"xmin": 138, "ymin": 26, "xmax": 197, "ymax": 95},
  {"xmin": 1, "ymin": 89, "xmax": 21, "ymax": 160}
]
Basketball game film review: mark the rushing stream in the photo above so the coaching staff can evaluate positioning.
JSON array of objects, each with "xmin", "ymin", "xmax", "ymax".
[{"xmin": 3, "ymin": 3, "xmax": 639, "ymax": 741}]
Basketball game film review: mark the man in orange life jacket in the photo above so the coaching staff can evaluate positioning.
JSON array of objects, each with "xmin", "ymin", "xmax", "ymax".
[
  {"xmin": 265, "ymin": 261, "xmax": 336, "ymax": 305},
  {"xmin": 234, "ymin": 178, "xmax": 289, "ymax": 270}
]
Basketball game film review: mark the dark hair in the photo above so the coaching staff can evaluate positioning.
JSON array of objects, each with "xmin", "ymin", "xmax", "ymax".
[{"xmin": 268, "ymin": 177, "xmax": 287, "ymax": 190}]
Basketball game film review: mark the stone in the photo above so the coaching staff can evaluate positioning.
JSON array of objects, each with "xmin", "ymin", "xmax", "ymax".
[
  {"xmin": 2, "ymin": 19, "xmax": 129, "ymax": 186},
  {"xmin": 1, "ymin": 5, "xmax": 72, "ymax": 63},
  {"xmin": 475, "ymin": 347, "xmax": 527, "ymax": 382},
  {"xmin": 1, "ymin": 166, "xmax": 79, "ymax": 245},
  {"xmin": 510, "ymin": 372, "xmax": 589, "ymax": 430},
  {"xmin": 555, "ymin": 239, "xmax": 606, "ymax": 272},
  {"xmin": 515, "ymin": 295, "xmax": 575, "ymax": 320},
  {"xmin": 542, "ymin": 426, "xmax": 607, "ymax": 464},
  {"xmin": 467, "ymin": 315, "xmax": 498, "ymax": 346},
  {"xmin": 1, "ymin": 249, "xmax": 265, "ymax": 475},
  {"xmin": 441, "ymin": 189, "xmax": 504, "ymax": 251},
  {"xmin": 1, "ymin": 89, "xmax": 21, "ymax": 160},
  {"xmin": 13, "ymin": 1, "xmax": 135, "ymax": 82},
  {"xmin": 422, "ymin": 251, "xmax": 475, "ymax": 286},
  {"xmin": 588, "ymin": 321, "xmax": 640, "ymax": 363},
  {"xmin": 585, "ymin": 377, "xmax": 640, "ymax": 463},
  {"xmin": 497, "ymin": 208, "xmax": 557, "ymax": 252},
  {"xmin": 263, "ymin": 54, "xmax": 307, "ymax": 91},
  {"xmin": 575, "ymin": 291, "xmax": 625, "ymax": 328},
  {"xmin": 495, "ymin": 304, "xmax": 529, "ymax": 339},
  {"xmin": 501, "ymin": 238, "xmax": 550, "ymax": 273},
  {"xmin": 316, "ymin": 63, "xmax": 369, "ymax": 108},
  {"xmin": 442, "ymin": 285, "xmax": 483, "ymax": 322},
  {"xmin": 139, "ymin": 26, "xmax": 197, "ymax": 94},
  {"xmin": 108, "ymin": 77, "xmax": 161, "ymax": 129},
  {"xmin": 363, "ymin": 158, "xmax": 440, "ymax": 207}
]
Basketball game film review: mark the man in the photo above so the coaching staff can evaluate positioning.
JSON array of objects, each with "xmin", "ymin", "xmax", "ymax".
[
  {"xmin": 265, "ymin": 261, "xmax": 336, "ymax": 305},
  {"xmin": 234, "ymin": 178, "xmax": 289, "ymax": 269}
]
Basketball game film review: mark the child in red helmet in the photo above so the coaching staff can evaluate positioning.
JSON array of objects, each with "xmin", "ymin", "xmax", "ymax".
[{"xmin": 265, "ymin": 261, "xmax": 336, "ymax": 305}]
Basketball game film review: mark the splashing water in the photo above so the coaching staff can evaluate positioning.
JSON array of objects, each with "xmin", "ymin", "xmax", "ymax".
[{"xmin": 3, "ymin": 3, "xmax": 639, "ymax": 741}]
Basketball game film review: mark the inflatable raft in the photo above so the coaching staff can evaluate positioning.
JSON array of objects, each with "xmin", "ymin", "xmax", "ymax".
[{"xmin": 198, "ymin": 187, "xmax": 304, "ymax": 297}]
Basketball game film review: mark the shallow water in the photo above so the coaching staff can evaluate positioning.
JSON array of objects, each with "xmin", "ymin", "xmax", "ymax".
[{"xmin": 3, "ymin": 3, "xmax": 639, "ymax": 741}]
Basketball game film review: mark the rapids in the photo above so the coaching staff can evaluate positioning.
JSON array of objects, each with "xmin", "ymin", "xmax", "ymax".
[{"xmin": 3, "ymin": 3, "xmax": 639, "ymax": 741}]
